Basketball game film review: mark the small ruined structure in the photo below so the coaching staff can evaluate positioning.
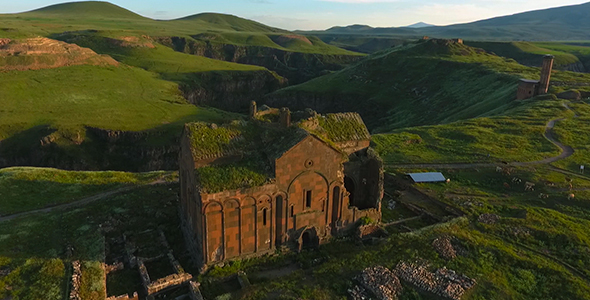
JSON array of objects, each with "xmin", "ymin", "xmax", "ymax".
[
  {"xmin": 179, "ymin": 104, "xmax": 383, "ymax": 271},
  {"xmin": 516, "ymin": 55, "xmax": 555, "ymax": 100}
]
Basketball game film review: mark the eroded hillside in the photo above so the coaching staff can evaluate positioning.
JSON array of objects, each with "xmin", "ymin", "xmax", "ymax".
[{"xmin": 0, "ymin": 37, "xmax": 117, "ymax": 70}]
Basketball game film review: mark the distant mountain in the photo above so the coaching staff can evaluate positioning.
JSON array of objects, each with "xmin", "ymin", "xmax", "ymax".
[
  {"xmin": 405, "ymin": 22, "xmax": 434, "ymax": 28},
  {"xmin": 24, "ymin": 1, "xmax": 146, "ymax": 19},
  {"xmin": 303, "ymin": 2, "xmax": 590, "ymax": 41},
  {"xmin": 323, "ymin": 24, "xmax": 374, "ymax": 34},
  {"xmin": 176, "ymin": 12, "xmax": 286, "ymax": 33}
]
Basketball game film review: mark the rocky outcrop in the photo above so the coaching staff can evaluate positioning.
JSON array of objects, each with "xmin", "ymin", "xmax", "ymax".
[
  {"xmin": 557, "ymin": 89, "xmax": 582, "ymax": 100},
  {"xmin": 558, "ymin": 62, "xmax": 587, "ymax": 73},
  {"xmin": 0, "ymin": 126, "xmax": 179, "ymax": 171},
  {"xmin": 0, "ymin": 37, "xmax": 118, "ymax": 71},
  {"xmin": 265, "ymin": 90, "xmax": 381, "ymax": 130},
  {"xmin": 180, "ymin": 70, "xmax": 286, "ymax": 113},
  {"xmin": 154, "ymin": 36, "xmax": 361, "ymax": 84}
]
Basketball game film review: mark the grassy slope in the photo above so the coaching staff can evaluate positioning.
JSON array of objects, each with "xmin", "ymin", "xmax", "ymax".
[
  {"xmin": 0, "ymin": 167, "xmax": 171, "ymax": 215},
  {"xmin": 0, "ymin": 178, "xmax": 181, "ymax": 300},
  {"xmin": 0, "ymin": 1, "xmax": 359, "ymax": 56},
  {"xmin": 372, "ymin": 99, "xmax": 569, "ymax": 164},
  {"xmin": 465, "ymin": 41, "xmax": 581, "ymax": 68},
  {"xmin": 272, "ymin": 40, "xmax": 590, "ymax": 132},
  {"xmin": 0, "ymin": 64, "xmax": 235, "ymax": 139},
  {"xmin": 552, "ymin": 101, "xmax": 590, "ymax": 172}
]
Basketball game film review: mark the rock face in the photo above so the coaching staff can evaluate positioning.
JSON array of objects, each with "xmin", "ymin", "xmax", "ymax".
[
  {"xmin": 264, "ymin": 91, "xmax": 378, "ymax": 128},
  {"xmin": 355, "ymin": 266, "xmax": 403, "ymax": 300},
  {"xmin": 0, "ymin": 37, "xmax": 118, "ymax": 70},
  {"xmin": 180, "ymin": 70, "xmax": 286, "ymax": 113},
  {"xmin": 559, "ymin": 62, "xmax": 586, "ymax": 73},
  {"xmin": 0, "ymin": 126, "xmax": 179, "ymax": 171},
  {"xmin": 155, "ymin": 36, "xmax": 360, "ymax": 84},
  {"xmin": 557, "ymin": 89, "xmax": 582, "ymax": 100}
]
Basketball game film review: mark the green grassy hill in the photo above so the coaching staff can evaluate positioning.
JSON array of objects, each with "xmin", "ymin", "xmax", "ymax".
[
  {"xmin": 267, "ymin": 39, "xmax": 590, "ymax": 132},
  {"xmin": 466, "ymin": 41, "xmax": 587, "ymax": 71},
  {"xmin": 1, "ymin": 1, "xmax": 361, "ymax": 85},
  {"xmin": 24, "ymin": 1, "xmax": 146, "ymax": 19},
  {"xmin": 0, "ymin": 1, "xmax": 357, "ymax": 56},
  {"xmin": 177, "ymin": 12, "xmax": 285, "ymax": 33},
  {"xmin": 302, "ymin": 2, "xmax": 590, "ymax": 41},
  {"xmin": 0, "ymin": 38, "xmax": 244, "ymax": 170}
]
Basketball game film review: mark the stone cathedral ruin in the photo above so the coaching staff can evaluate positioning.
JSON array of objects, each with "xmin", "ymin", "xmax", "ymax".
[{"xmin": 178, "ymin": 103, "xmax": 383, "ymax": 270}]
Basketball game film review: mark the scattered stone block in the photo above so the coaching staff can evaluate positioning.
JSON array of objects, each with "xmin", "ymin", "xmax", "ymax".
[
  {"xmin": 478, "ymin": 214, "xmax": 500, "ymax": 225},
  {"xmin": 432, "ymin": 236, "xmax": 457, "ymax": 260},
  {"xmin": 394, "ymin": 261, "xmax": 476, "ymax": 300},
  {"xmin": 355, "ymin": 266, "xmax": 403, "ymax": 300}
]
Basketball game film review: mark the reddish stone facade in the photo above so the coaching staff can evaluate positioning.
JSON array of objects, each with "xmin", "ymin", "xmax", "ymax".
[{"xmin": 179, "ymin": 112, "xmax": 382, "ymax": 271}]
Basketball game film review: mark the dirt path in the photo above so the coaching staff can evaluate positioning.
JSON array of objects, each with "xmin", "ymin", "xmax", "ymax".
[
  {"xmin": 0, "ymin": 178, "xmax": 174, "ymax": 223},
  {"xmin": 387, "ymin": 112, "xmax": 574, "ymax": 169}
]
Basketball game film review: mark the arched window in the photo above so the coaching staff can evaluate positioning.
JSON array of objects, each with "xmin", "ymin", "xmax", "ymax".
[
  {"xmin": 290, "ymin": 205, "xmax": 294, "ymax": 217},
  {"xmin": 263, "ymin": 208, "xmax": 268, "ymax": 226}
]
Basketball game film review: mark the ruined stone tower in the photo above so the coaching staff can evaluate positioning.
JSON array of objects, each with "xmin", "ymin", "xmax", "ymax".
[
  {"xmin": 538, "ymin": 55, "xmax": 554, "ymax": 95},
  {"xmin": 516, "ymin": 55, "xmax": 555, "ymax": 100}
]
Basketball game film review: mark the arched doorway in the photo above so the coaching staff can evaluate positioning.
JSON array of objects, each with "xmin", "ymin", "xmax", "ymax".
[
  {"xmin": 344, "ymin": 176, "xmax": 356, "ymax": 206},
  {"xmin": 301, "ymin": 231, "xmax": 312, "ymax": 249},
  {"xmin": 275, "ymin": 195, "xmax": 284, "ymax": 247},
  {"xmin": 298, "ymin": 228, "xmax": 318, "ymax": 252},
  {"xmin": 332, "ymin": 186, "xmax": 340, "ymax": 225}
]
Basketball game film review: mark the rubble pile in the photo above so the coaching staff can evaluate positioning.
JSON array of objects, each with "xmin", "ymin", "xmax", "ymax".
[
  {"xmin": 436, "ymin": 268, "xmax": 477, "ymax": 290},
  {"xmin": 510, "ymin": 226, "xmax": 531, "ymax": 237},
  {"xmin": 478, "ymin": 214, "xmax": 500, "ymax": 225},
  {"xmin": 394, "ymin": 262, "xmax": 476, "ymax": 300},
  {"xmin": 355, "ymin": 266, "xmax": 403, "ymax": 300},
  {"xmin": 348, "ymin": 284, "xmax": 371, "ymax": 300},
  {"xmin": 432, "ymin": 236, "xmax": 457, "ymax": 260},
  {"xmin": 69, "ymin": 260, "xmax": 82, "ymax": 300},
  {"xmin": 357, "ymin": 225, "xmax": 387, "ymax": 240}
]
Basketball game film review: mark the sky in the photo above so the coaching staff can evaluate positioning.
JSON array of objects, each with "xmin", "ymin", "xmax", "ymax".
[{"xmin": 1, "ymin": 0, "xmax": 588, "ymax": 30}]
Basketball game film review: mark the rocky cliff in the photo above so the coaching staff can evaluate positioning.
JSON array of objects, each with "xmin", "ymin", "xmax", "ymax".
[
  {"xmin": 179, "ymin": 70, "xmax": 286, "ymax": 112},
  {"xmin": 155, "ymin": 37, "xmax": 361, "ymax": 84},
  {"xmin": 264, "ymin": 91, "xmax": 379, "ymax": 128},
  {"xmin": 0, "ymin": 126, "xmax": 180, "ymax": 171}
]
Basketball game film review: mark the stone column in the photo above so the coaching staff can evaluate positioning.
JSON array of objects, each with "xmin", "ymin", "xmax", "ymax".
[
  {"xmin": 538, "ymin": 55, "xmax": 554, "ymax": 95},
  {"xmin": 279, "ymin": 108, "xmax": 291, "ymax": 127}
]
